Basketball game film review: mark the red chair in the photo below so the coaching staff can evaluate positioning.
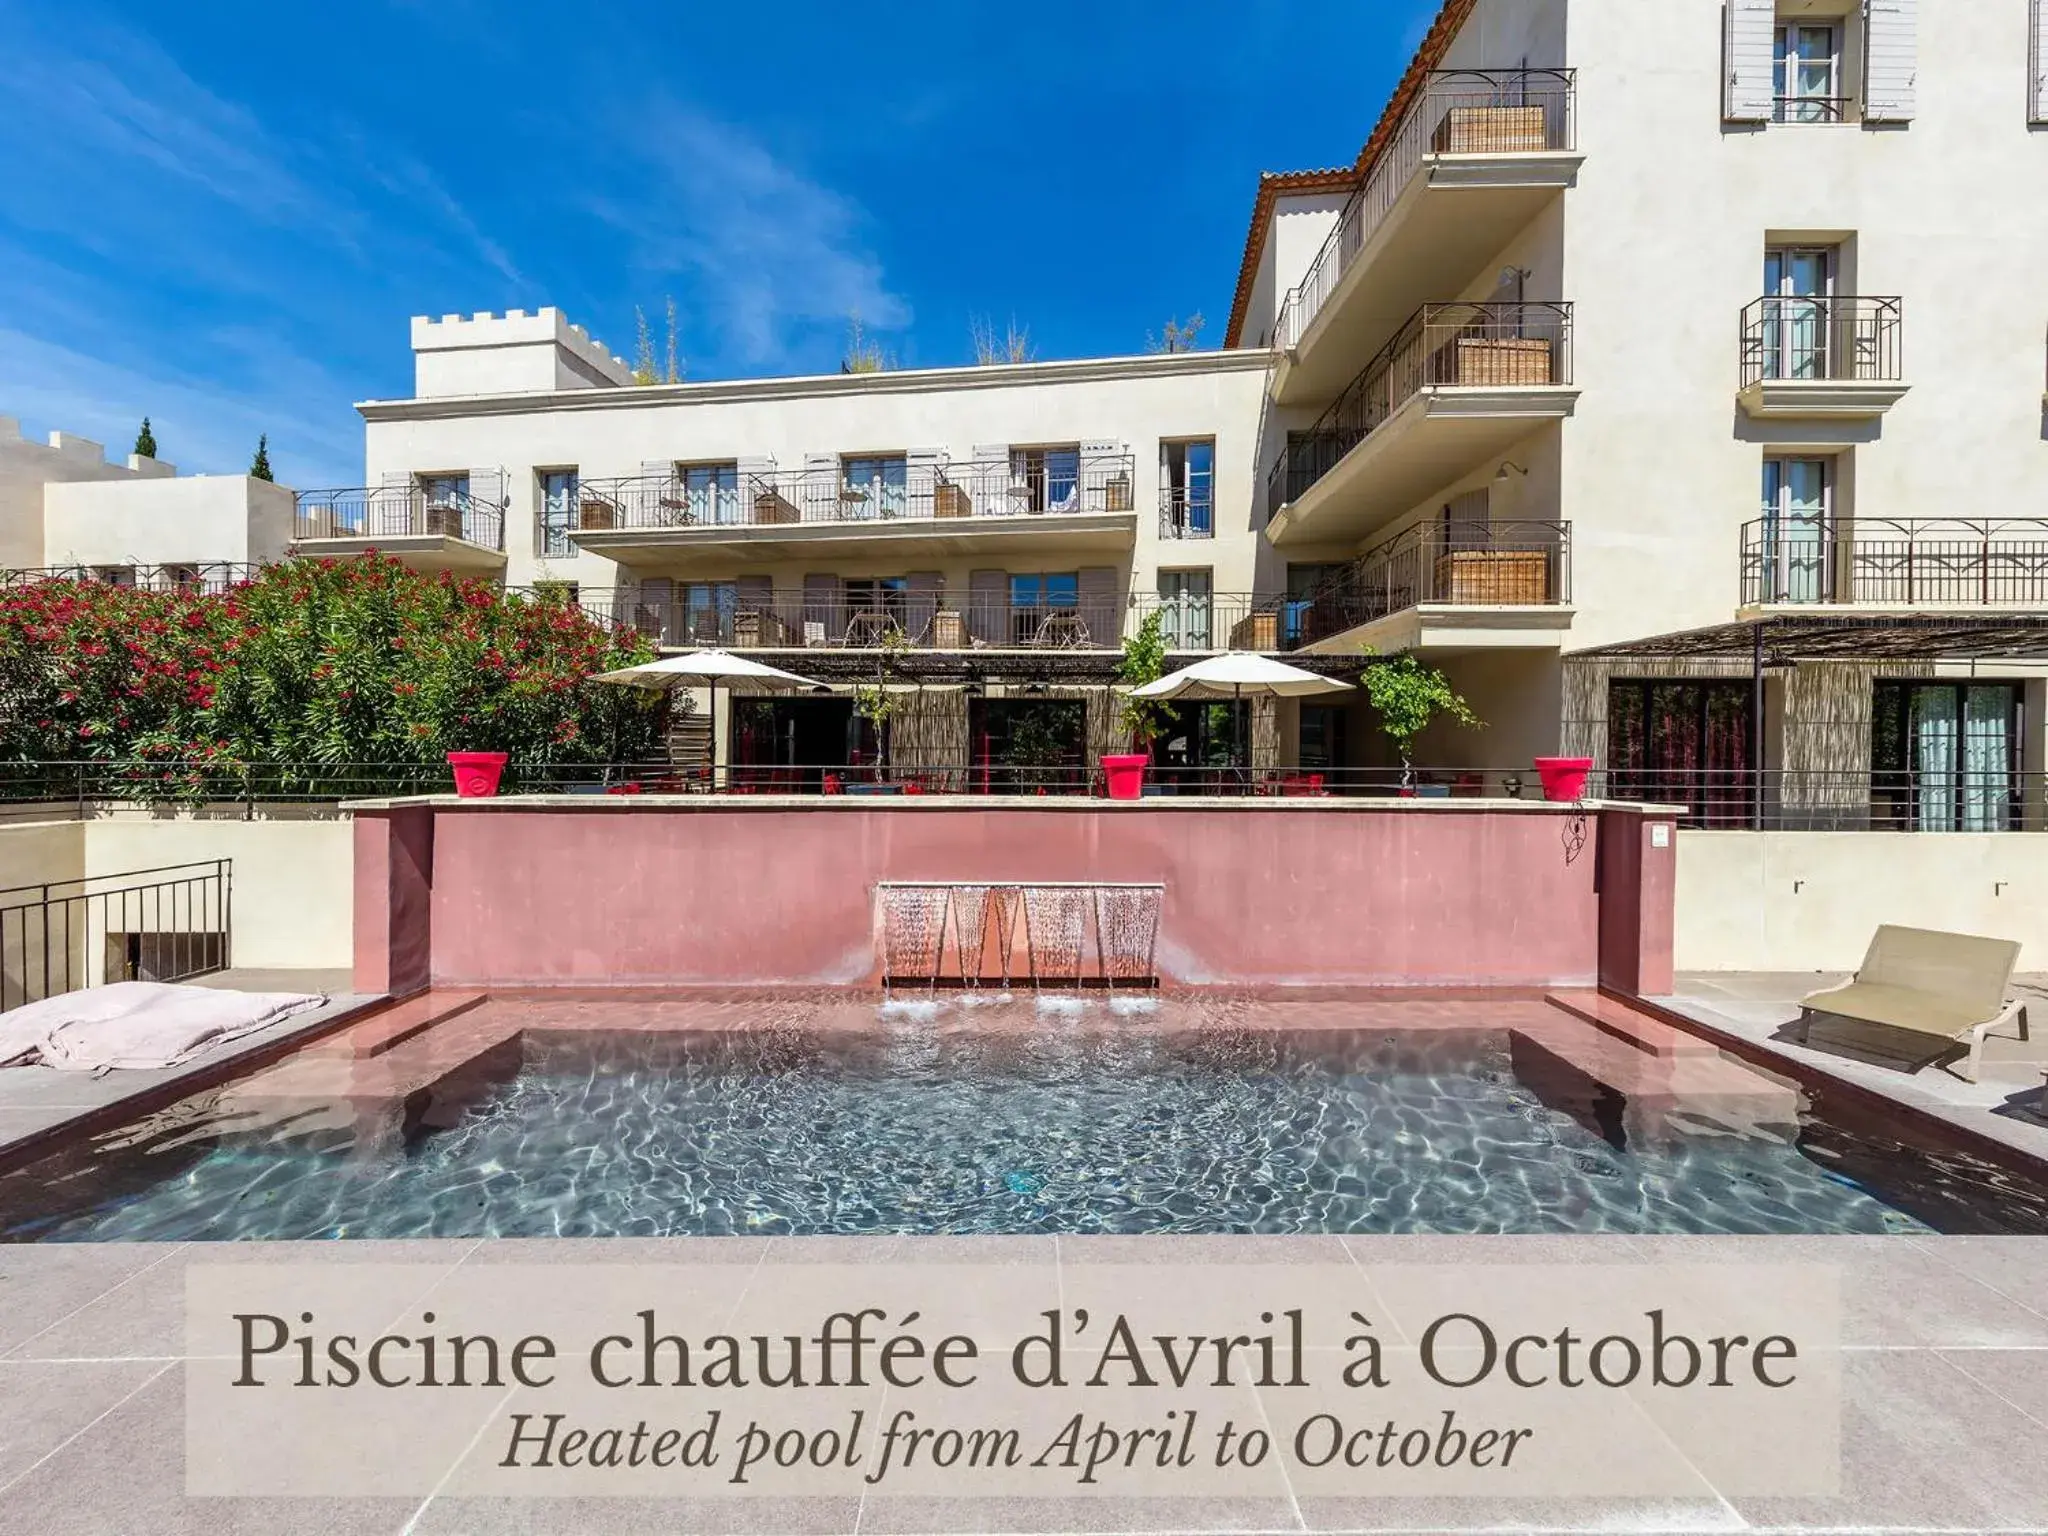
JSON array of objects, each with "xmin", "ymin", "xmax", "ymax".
[{"xmin": 823, "ymin": 774, "xmax": 843, "ymax": 795}]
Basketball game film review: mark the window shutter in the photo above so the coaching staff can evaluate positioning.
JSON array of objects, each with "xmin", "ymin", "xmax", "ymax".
[
  {"xmin": 2031, "ymin": 0, "xmax": 2048, "ymax": 124},
  {"xmin": 469, "ymin": 467, "xmax": 505, "ymax": 507},
  {"xmin": 640, "ymin": 459, "xmax": 672, "ymax": 482},
  {"xmin": 907, "ymin": 571, "xmax": 943, "ymax": 641},
  {"xmin": 1862, "ymin": 0, "xmax": 1917, "ymax": 122},
  {"xmin": 802, "ymin": 573, "xmax": 843, "ymax": 641},
  {"xmin": 968, "ymin": 569, "xmax": 1008, "ymax": 644},
  {"xmin": 1723, "ymin": 0, "xmax": 1776, "ymax": 121},
  {"xmin": 1076, "ymin": 566, "xmax": 1120, "ymax": 648},
  {"xmin": 635, "ymin": 577, "xmax": 673, "ymax": 645},
  {"xmin": 735, "ymin": 574, "xmax": 773, "ymax": 610}
]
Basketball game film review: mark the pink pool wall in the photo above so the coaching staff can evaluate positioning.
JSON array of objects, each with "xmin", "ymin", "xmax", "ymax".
[{"xmin": 354, "ymin": 801, "xmax": 1676, "ymax": 994}]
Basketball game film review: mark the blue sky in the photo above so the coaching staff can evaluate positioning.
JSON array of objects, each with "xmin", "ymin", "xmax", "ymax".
[{"xmin": 0, "ymin": 0, "xmax": 1436, "ymax": 488}]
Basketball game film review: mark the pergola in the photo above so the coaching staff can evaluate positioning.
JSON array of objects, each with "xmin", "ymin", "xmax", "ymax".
[{"xmin": 1568, "ymin": 612, "xmax": 2048, "ymax": 830}]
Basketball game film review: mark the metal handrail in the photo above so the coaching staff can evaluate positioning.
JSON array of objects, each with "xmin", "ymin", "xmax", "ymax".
[
  {"xmin": 1266, "ymin": 301, "xmax": 1574, "ymax": 517},
  {"xmin": 1304, "ymin": 520, "xmax": 1573, "ymax": 634},
  {"xmin": 1739, "ymin": 295, "xmax": 1902, "ymax": 387},
  {"xmin": 1274, "ymin": 68, "xmax": 1577, "ymax": 353},
  {"xmin": 294, "ymin": 485, "xmax": 506, "ymax": 551},
  {"xmin": 0, "ymin": 858, "xmax": 231, "ymax": 1012},
  {"xmin": 0, "ymin": 562, "xmax": 259, "ymax": 594},
  {"xmin": 1740, "ymin": 515, "xmax": 2048, "ymax": 606}
]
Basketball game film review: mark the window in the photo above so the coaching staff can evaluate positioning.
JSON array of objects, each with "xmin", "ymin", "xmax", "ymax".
[
  {"xmin": 1156, "ymin": 569, "xmax": 1213, "ymax": 649},
  {"xmin": 680, "ymin": 462, "xmax": 740, "ymax": 525},
  {"xmin": 1283, "ymin": 562, "xmax": 1348, "ymax": 649},
  {"xmin": 538, "ymin": 469, "xmax": 577, "ymax": 557},
  {"xmin": 1774, "ymin": 20, "xmax": 1843, "ymax": 120},
  {"xmin": 840, "ymin": 455, "xmax": 907, "ymax": 520},
  {"xmin": 677, "ymin": 581, "xmax": 737, "ymax": 645},
  {"xmin": 1607, "ymin": 680, "xmax": 1756, "ymax": 828},
  {"xmin": 418, "ymin": 472, "xmax": 470, "ymax": 506},
  {"xmin": 1010, "ymin": 571, "xmax": 1079, "ymax": 643},
  {"xmin": 1873, "ymin": 683, "xmax": 2022, "ymax": 832},
  {"xmin": 1760, "ymin": 457, "xmax": 1832, "ymax": 603},
  {"xmin": 1299, "ymin": 706, "xmax": 1348, "ymax": 772},
  {"xmin": 1162, "ymin": 440, "xmax": 1215, "ymax": 537},
  {"xmin": 1011, "ymin": 446, "xmax": 1081, "ymax": 513}
]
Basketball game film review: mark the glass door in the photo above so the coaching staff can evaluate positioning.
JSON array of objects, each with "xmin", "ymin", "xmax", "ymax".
[
  {"xmin": 1762, "ymin": 458, "xmax": 1829, "ymax": 603},
  {"xmin": 1763, "ymin": 248, "xmax": 1833, "ymax": 380},
  {"xmin": 1156, "ymin": 570, "xmax": 1213, "ymax": 650},
  {"xmin": 1773, "ymin": 23, "xmax": 1841, "ymax": 121}
]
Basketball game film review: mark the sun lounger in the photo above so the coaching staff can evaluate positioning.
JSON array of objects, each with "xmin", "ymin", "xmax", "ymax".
[{"xmin": 1799, "ymin": 924, "xmax": 2030, "ymax": 1082}]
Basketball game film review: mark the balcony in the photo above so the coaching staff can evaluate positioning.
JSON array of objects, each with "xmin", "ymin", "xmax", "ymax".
[
  {"xmin": 0, "ymin": 562, "xmax": 258, "ymax": 595},
  {"xmin": 1158, "ymin": 487, "xmax": 1214, "ymax": 540},
  {"xmin": 1741, "ymin": 517, "xmax": 2048, "ymax": 609},
  {"xmin": 1289, "ymin": 519, "xmax": 1573, "ymax": 655},
  {"xmin": 1265, "ymin": 302, "xmax": 1578, "ymax": 549},
  {"xmin": 292, "ymin": 486, "xmax": 506, "ymax": 574},
  {"xmin": 1737, "ymin": 296, "xmax": 1908, "ymax": 419},
  {"xmin": 1270, "ymin": 69, "xmax": 1581, "ymax": 406},
  {"xmin": 556, "ymin": 587, "xmax": 1149, "ymax": 652},
  {"xmin": 568, "ymin": 453, "xmax": 1139, "ymax": 565}
]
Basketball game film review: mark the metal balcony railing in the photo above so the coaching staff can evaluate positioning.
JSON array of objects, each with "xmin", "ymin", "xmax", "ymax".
[
  {"xmin": 572, "ymin": 454, "xmax": 1140, "ymax": 535},
  {"xmin": 1295, "ymin": 520, "xmax": 1572, "ymax": 638},
  {"xmin": 1125, "ymin": 592, "xmax": 1280, "ymax": 651},
  {"xmin": 0, "ymin": 562, "xmax": 258, "ymax": 595},
  {"xmin": 1739, "ymin": 296, "xmax": 1902, "ymax": 387},
  {"xmin": 1741, "ymin": 517, "xmax": 2048, "ymax": 607},
  {"xmin": 1265, "ymin": 301, "xmax": 1573, "ymax": 517},
  {"xmin": 1, "ymin": 860, "xmax": 231, "ymax": 1012},
  {"xmin": 295, "ymin": 486, "xmax": 506, "ymax": 551},
  {"xmin": 1158, "ymin": 488, "xmax": 1214, "ymax": 539},
  {"xmin": 555, "ymin": 588, "xmax": 1140, "ymax": 651},
  {"xmin": 1274, "ymin": 68, "xmax": 1577, "ymax": 352}
]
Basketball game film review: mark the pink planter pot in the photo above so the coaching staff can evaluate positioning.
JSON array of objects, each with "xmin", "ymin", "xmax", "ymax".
[
  {"xmin": 1100, "ymin": 753, "xmax": 1149, "ymax": 802},
  {"xmin": 1533, "ymin": 756, "xmax": 1594, "ymax": 803},
  {"xmin": 446, "ymin": 751, "xmax": 508, "ymax": 798}
]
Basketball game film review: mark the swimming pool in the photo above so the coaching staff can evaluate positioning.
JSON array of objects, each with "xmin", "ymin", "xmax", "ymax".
[{"xmin": 4, "ymin": 1004, "xmax": 2044, "ymax": 1240}]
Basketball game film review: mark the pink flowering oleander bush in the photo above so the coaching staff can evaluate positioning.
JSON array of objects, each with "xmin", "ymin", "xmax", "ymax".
[{"xmin": 0, "ymin": 556, "xmax": 663, "ymax": 798}]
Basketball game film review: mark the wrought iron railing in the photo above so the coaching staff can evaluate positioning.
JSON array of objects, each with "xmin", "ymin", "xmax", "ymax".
[
  {"xmin": 0, "ymin": 562, "xmax": 259, "ymax": 595},
  {"xmin": 295, "ymin": 486, "xmax": 506, "ymax": 551},
  {"xmin": 572, "ymin": 454, "xmax": 1139, "ymax": 534},
  {"xmin": 559, "ymin": 589, "xmax": 1136, "ymax": 651},
  {"xmin": 1597, "ymin": 768, "xmax": 2043, "ymax": 834},
  {"xmin": 1294, "ymin": 520, "xmax": 1572, "ymax": 638},
  {"xmin": 1266, "ymin": 301, "xmax": 1573, "ymax": 517},
  {"xmin": 1773, "ymin": 95, "xmax": 1852, "ymax": 123},
  {"xmin": 1274, "ymin": 68, "xmax": 1577, "ymax": 352},
  {"xmin": 1740, "ymin": 516, "xmax": 2048, "ymax": 606},
  {"xmin": 1739, "ymin": 295, "xmax": 1902, "ymax": 387},
  {"xmin": 1158, "ymin": 487, "xmax": 1215, "ymax": 540},
  {"xmin": 0, "ymin": 860, "xmax": 231, "ymax": 1012}
]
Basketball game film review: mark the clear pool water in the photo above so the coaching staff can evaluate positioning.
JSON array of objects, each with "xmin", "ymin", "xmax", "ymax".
[{"xmin": 4, "ymin": 1021, "xmax": 2045, "ymax": 1240}]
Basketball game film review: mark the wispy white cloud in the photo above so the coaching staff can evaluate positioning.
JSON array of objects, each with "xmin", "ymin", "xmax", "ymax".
[
  {"xmin": 587, "ymin": 99, "xmax": 909, "ymax": 372},
  {"xmin": 0, "ymin": 325, "xmax": 361, "ymax": 489}
]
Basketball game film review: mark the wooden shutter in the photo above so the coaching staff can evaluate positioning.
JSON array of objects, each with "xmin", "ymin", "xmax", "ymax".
[
  {"xmin": 2031, "ymin": 0, "xmax": 2048, "ymax": 123},
  {"xmin": 802, "ymin": 574, "xmax": 843, "ymax": 642},
  {"xmin": 640, "ymin": 458, "xmax": 672, "ymax": 482},
  {"xmin": 636, "ymin": 577, "xmax": 673, "ymax": 645},
  {"xmin": 1724, "ymin": 0, "xmax": 1776, "ymax": 121},
  {"xmin": 906, "ymin": 571, "xmax": 943, "ymax": 642},
  {"xmin": 968, "ymin": 569, "xmax": 1008, "ymax": 644},
  {"xmin": 1077, "ymin": 566, "xmax": 1120, "ymax": 648},
  {"xmin": 469, "ymin": 467, "xmax": 505, "ymax": 506},
  {"xmin": 1862, "ymin": 0, "xmax": 1917, "ymax": 122}
]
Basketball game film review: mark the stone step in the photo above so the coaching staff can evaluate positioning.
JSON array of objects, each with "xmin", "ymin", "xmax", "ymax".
[
  {"xmin": 1546, "ymin": 990, "xmax": 1722, "ymax": 1058},
  {"xmin": 325, "ymin": 990, "xmax": 489, "ymax": 1059}
]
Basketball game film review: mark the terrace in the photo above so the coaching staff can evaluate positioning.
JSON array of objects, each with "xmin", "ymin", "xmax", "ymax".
[
  {"xmin": 291, "ymin": 482, "xmax": 507, "ymax": 574},
  {"xmin": 1265, "ymin": 301, "xmax": 1578, "ymax": 547},
  {"xmin": 1270, "ymin": 68, "xmax": 1582, "ymax": 404},
  {"xmin": 567, "ymin": 450, "xmax": 1139, "ymax": 565}
]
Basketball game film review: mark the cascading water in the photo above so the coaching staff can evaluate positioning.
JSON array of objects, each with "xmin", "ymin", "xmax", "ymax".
[{"xmin": 876, "ymin": 882, "xmax": 1164, "ymax": 993}]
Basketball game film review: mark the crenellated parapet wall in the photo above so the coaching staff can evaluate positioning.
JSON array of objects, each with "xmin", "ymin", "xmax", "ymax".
[{"xmin": 409, "ymin": 308, "xmax": 634, "ymax": 398}]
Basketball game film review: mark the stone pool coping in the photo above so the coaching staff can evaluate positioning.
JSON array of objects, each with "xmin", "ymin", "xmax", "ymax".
[
  {"xmin": 0, "ymin": 985, "xmax": 386, "ymax": 1176},
  {"xmin": 339, "ymin": 793, "xmax": 1690, "ymax": 814},
  {"xmin": 0, "ymin": 1233, "xmax": 2044, "ymax": 1533},
  {"xmin": 1650, "ymin": 975, "xmax": 2048, "ymax": 1175}
]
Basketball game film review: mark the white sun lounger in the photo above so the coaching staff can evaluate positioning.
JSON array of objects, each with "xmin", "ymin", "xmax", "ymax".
[{"xmin": 1799, "ymin": 925, "xmax": 2031, "ymax": 1083}]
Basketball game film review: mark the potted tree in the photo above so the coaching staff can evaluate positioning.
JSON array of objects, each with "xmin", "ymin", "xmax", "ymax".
[
  {"xmin": 849, "ymin": 628, "xmax": 912, "ymax": 790},
  {"xmin": 1361, "ymin": 653, "xmax": 1481, "ymax": 794},
  {"xmin": 1105, "ymin": 610, "xmax": 1167, "ymax": 799}
]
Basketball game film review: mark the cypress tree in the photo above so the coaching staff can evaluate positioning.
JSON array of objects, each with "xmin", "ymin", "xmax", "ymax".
[
  {"xmin": 250, "ymin": 435, "xmax": 274, "ymax": 482},
  {"xmin": 134, "ymin": 418, "xmax": 157, "ymax": 458}
]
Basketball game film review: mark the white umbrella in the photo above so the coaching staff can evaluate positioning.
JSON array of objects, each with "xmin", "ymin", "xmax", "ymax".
[
  {"xmin": 591, "ymin": 649, "xmax": 824, "ymax": 789},
  {"xmin": 1130, "ymin": 653, "xmax": 1353, "ymax": 780}
]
